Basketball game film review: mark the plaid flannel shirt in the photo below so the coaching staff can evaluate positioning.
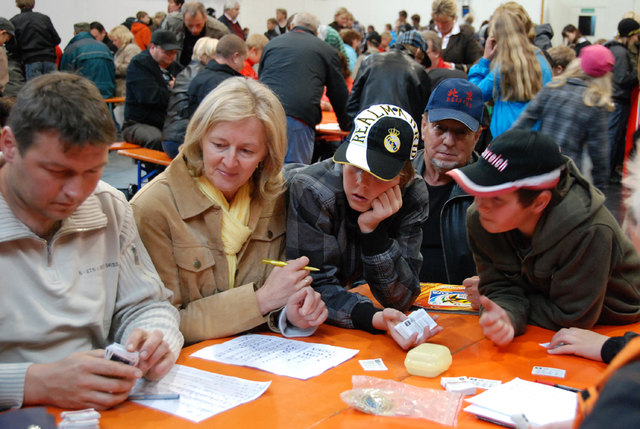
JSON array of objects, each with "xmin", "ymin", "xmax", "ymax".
[
  {"xmin": 285, "ymin": 160, "xmax": 428, "ymax": 330},
  {"xmin": 512, "ymin": 78, "xmax": 610, "ymax": 191}
]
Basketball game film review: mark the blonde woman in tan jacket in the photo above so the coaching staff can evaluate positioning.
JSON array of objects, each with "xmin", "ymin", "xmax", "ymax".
[
  {"xmin": 109, "ymin": 25, "xmax": 141, "ymax": 97},
  {"xmin": 131, "ymin": 77, "xmax": 327, "ymax": 344}
]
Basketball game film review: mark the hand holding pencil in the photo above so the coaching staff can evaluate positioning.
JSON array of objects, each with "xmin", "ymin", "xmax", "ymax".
[{"xmin": 255, "ymin": 256, "xmax": 316, "ymax": 316}]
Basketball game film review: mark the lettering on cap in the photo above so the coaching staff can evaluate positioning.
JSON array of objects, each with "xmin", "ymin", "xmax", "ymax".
[
  {"xmin": 481, "ymin": 148, "xmax": 508, "ymax": 172},
  {"xmin": 446, "ymin": 88, "xmax": 473, "ymax": 108}
]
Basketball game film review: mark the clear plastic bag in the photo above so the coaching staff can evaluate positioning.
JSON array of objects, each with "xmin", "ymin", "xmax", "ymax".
[{"xmin": 340, "ymin": 375, "xmax": 464, "ymax": 426}]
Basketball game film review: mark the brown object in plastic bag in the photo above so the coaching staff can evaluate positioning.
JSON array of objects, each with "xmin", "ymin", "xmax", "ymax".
[{"xmin": 340, "ymin": 375, "xmax": 464, "ymax": 426}]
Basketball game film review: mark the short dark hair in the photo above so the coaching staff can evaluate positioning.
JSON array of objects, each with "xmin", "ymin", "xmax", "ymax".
[
  {"xmin": 89, "ymin": 21, "xmax": 105, "ymax": 33},
  {"xmin": 215, "ymin": 34, "xmax": 247, "ymax": 58},
  {"xmin": 340, "ymin": 29, "xmax": 361, "ymax": 46},
  {"xmin": 0, "ymin": 96, "xmax": 16, "ymax": 127},
  {"xmin": 16, "ymin": 0, "xmax": 34, "ymax": 10},
  {"xmin": 8, "ymin": 73, "xmax": 116, "ymax": 154},
  {"xmin": 74, "ymin": 22, "xmax": 90, "ymax": 33},
  {"xmin": 399, "ymin": 10, "xmax": 408, "ymax": 19},
  {"xmin": 515, "ymin": 188, "xmax": 544, "ymax": 207},
  {"xmin": 562, "ymin": 24, "xmax": 582, "ymax": 39},
  {"xmin": 515, "ymin": 173, "xmax": 563, "ymax": 208},
  {"xmin": 398, "ymin": 160, "xmax": 415, "ymax": 188}
]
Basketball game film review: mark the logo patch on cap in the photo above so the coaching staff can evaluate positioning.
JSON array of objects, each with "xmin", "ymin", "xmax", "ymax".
[
  {"xmin": 333, "ymin": 104, "xmax": 419, "ymax": 181},
  {"xmin": 446, "ymin": 87, "xmax": 474, "ymax": 108},
  {"xmin": 384, "ymin": 128, "xmax": 401, "ymax": 153}
]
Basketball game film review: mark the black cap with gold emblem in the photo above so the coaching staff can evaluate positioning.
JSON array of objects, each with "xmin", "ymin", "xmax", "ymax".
[{"xmin": 333, "ymin": 104, "xmax": 419, "ymax": 181}]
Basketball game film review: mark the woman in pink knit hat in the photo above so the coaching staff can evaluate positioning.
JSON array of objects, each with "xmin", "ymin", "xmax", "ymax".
[{"xmin": 511, "ymin": 44, "xmax": 615, "ymax": 191}]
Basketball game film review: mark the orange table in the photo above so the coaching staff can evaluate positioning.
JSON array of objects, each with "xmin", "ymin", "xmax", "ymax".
[
  {"xmin": 117, "ymin": 148, "xmax": 172, "ymax": 188},
  {"xmin": 40, "ymin": 314, "xmax": 639, "ymax": 428},
  {"xmin": 36, "ymin": 281, "xmax": 640, "ymax": 428}
]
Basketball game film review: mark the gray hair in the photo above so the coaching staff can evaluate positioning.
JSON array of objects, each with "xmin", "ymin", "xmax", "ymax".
[
  {"xmin": 421, "ymin": 30, "xmax": 442, "ymax": 53},
  {"xmin": 224, "ymin": 1, "xmax": 239, "ymax": 11},
  {"xmin": 183, "ymin": 1, "xmax": 206, "ymax": 18},
  {"xmin": 74, "ymin": 22, "xmax": 90, "ymax": 33},
  {"xmin": 291, "ymin": 12, "xmax": 320, "ymax": 34}
]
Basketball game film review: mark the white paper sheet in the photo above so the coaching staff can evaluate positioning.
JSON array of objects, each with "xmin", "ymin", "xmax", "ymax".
[
  {"xmin": 191, "ymin": 334, "xmax": 359, "ymax": 380},
  {"xmin": 130, "ymin": 364, "xmax": 271, "ymax": 423},
  {"xmin": 464, "ymin": 377, "xmax": 577, "ymax": 426},
  {"xmin": 316, "ymin": 123, "xmax": 342, "ymax": 131}
]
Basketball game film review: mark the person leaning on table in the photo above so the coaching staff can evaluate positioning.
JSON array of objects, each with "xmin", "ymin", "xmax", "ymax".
[
  {"xmin": 285, "ymin": 104, "xmax": 443, "ymax": 350},
  {"xmin": 131, "ymin": 77, "xmax": 327, "ymax": 344},
  {"xmin": 449, "ymin": 129, "xmax": 640, "ymax": 349},
  {"xmin": 0, "ymin": 72, "xmax": 183, "ymax": 411}
]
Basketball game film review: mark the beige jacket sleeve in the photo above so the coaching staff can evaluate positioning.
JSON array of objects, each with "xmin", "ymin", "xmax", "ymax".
[
  {"xmin": 115, "ymin": 43, "xmax": 141, "ymax": 77},
  {"xmin": 130, "ymin": 170, "xmax": 274, "ymax": 344}
]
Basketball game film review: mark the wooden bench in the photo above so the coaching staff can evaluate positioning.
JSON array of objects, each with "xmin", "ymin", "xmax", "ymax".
[
  {"xmin": 104, "ymin": 96, "xmax": 125, "ymax": 105},
  {"xmin": 104, "ymin": 97, "xmax": 126, "ymax": 131},
  {"xmin": 116, "ymin": 147, "xmax": 172, "ymax": 189},
  {"xmin": 109, "ymin": 141, "xmax": 141, "ymax": 151}
]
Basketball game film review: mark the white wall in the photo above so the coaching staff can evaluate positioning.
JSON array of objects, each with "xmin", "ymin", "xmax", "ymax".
[{"xmin": 0, "ymin": 0, "xmax": 639, "ymax": 48}]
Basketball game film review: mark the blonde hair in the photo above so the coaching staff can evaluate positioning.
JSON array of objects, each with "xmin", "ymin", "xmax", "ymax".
[
  {"xmin": 182, "ymin": 78, "xmax": 287, "ymax": 201},
  {"xmin": 500, "ymin": 1, "xmax": 536, "ymax": 42},
  {"xmin": 623, "ymin": 10, "xmax": 640, "ymax": 24},
  {"xmin": 548, "ymin": 59, "xmax": 614, "ymax": 110},
  {"xmin": 490, "ymin": 5, "xmax": 542, "ymax": 101},
  {"xmin": 432, "ymin": 0, "xmax": 457, "ymax": 19},
  {"xmin": 246, "ymin": 33, "xmax": 269, "ymax": 50},
  {"xmin": 334, "ymin": 7, "xmax": 348, "ymax": 20},
  {"xmin": 547, "ymin": 45, "xmax": 576, "ymax": 70},
  {"xmin": 192, "ymin": 36, "xmax": 218, "ymax": 62},
  {"xmin": 109, "ymin": 25, "xmax": 134, "ymax": 46}
]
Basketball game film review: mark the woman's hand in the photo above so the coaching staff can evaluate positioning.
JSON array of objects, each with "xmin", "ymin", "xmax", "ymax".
[
  {"xmin": 256, "ymin": 256, "xmax": 313, "ymax": 315},
  {"xmin": 483, "ymin": 36, "xmax": 497, "ymax": 61},
  {"xmin": 285, "ymin": 287, "xmax": 328, "ymax": 329}
]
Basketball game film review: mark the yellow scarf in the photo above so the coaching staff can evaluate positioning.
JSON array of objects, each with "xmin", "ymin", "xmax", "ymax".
[{"xmin": 195, "ymin": 176, "xmax": 252, "ymax": 289}]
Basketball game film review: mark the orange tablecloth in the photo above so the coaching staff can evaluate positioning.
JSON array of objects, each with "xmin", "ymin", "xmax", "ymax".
[{"xmin": 40, "ymin": 285, "xmax": 639, "ymax": 428}]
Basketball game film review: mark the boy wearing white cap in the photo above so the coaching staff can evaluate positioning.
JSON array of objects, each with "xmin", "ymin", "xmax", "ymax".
[
  {"xmin": 448, "ymin": 129, "xmax": 640, "ymax": 347},
  {"xmin": 286, "ymin": 104, "xmax": 441, "ymax": 349}
]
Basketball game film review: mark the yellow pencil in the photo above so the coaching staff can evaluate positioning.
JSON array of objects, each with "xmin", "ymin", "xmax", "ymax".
[{"xmin": 261, "ymin": 259, "xmax": 320, "ymax": 272}]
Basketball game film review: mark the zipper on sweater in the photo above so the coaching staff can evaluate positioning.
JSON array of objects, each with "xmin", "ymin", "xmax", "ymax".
[
  {"xmin": 47, "ymin": 239, "xmax": 53, "ymax": 266},
  {"xmin": 131, "ymin": 244, "xmax": 140, "ymax": 265}
]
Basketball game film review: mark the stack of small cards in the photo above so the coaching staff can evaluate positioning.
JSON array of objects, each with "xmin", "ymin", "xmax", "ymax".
[
  {"xmin": 58, "ymin": 409, "xmax": 101, "ymax": 429},
  {"xmin": 440, "ymin": 376, "xmax": 502, "ymax": 395},
  {"xmin": 394, "ymin": 309, "xmax": 438, "ymax": 341}
]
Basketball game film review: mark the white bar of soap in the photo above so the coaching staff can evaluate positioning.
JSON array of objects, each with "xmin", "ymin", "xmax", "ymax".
[{"xmin": 404, "ymin": 343, "xmax": 452, "ymax": 378}]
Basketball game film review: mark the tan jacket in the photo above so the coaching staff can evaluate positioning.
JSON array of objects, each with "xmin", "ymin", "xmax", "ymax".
[
  {"xmin": 114, "ymin": 42, "xmax": 141, "ymax": 97},
  {"xmin": 130, "ymin": 153, "xmax": 287, "ymax": 344}
]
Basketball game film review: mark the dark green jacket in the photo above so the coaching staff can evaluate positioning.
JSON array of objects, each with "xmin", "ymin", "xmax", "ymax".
[
  {"xmin": 60, "ymin": 32, "xmax": 115, "ymax": 98},
  {"xmin": 468, "ymin": 160, "xmax": 640, "ymax": 335}
]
